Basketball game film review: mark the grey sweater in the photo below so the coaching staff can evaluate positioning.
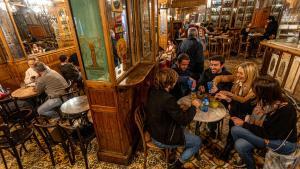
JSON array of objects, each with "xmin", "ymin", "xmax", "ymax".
[{"xmin": 36, "ymin": 70, "xmax": 68, "ymax": 98}]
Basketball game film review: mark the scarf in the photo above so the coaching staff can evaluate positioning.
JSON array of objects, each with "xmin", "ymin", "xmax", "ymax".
[{"xmin": 248, "ymin": 101, "xmax": 288, "ymax": 127}]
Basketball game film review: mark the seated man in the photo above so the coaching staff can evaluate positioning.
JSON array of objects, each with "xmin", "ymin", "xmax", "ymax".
[
  {"xmin": 34, "ymin": 62, "xmax": 68, "ymax": 117},
  {"xmin": 198, "ymin": 55, "xmax": 232, "ymax": 138},
  {"xmin": 170, "ymin": 53, "xmax": 196, "ymax": 100},
  {"xmin": 146, "ymin": 68, "xmax": 201, "ymax": 169}
]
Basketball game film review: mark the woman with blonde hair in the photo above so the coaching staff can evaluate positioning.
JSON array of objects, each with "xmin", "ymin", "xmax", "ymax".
[
  {"xmin": 211, "ymin": 62, "xmax": 259, "ymax": 163},
  {"xmin": 146, "ymin": 68, "xmax": 202, "ymax": 169}
]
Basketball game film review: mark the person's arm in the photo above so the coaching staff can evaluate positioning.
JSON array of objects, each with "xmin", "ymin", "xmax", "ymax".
[
  {"xmin": 213, "ymin": 75, "xmax": 235, "ymax": 85},
  {"xmin": 24, "ymin": 70, "xmax": 31, "ymax": 84},
  {"xmin": 165, "ymin": 97, "xmax": 197, "ymax": 126},
  {"xmin": 35, "ymin": 79, "xmax": 46, "ymax": 95},
  {"xmin": 230, "ymin": 90, "xmax": 256, "ymax": 103}
]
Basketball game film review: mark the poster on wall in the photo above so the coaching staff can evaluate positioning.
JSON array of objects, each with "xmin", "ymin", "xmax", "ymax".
[{"xmin": 112, "ymin": 0, "xmax": 122, "ymax": 12}]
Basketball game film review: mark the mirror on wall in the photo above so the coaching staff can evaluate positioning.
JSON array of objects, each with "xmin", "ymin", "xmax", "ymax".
[{"xmin": 7, "ymin": 0, "xmax": 74, "ymax": 55}]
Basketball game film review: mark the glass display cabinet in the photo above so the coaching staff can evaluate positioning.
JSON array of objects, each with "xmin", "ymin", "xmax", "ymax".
[
  {"xmin": 68, "ymin": 0, "xmax": 158, "ymax": 164},
  {"xmin": 260, "ymin": 0, "xmax": 300, "ymax": 102}
]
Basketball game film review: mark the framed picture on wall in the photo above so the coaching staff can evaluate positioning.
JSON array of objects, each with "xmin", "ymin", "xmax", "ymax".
[
  {"xmin": 284, "ymin": 56, "xmax": 300, "ymax": 93},
  {"xmin": 267, "ymin": 53, "xmax": 279, "ymax": 77},
  {"xmin": 275, "ymin": 52, "xmax": 291, "ymax": 85}
]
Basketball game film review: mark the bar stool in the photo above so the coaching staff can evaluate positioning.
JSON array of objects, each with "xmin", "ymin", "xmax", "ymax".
[
  {"xmin": 237, "ymin": 35, "xmax": 249, "ymax": 58},
  {"xmin": 221, "ymin": 37, "xmax": 232, "ymax": 58},
  {"xmin": 208, "ymin": 37, "xmax": 219, "ymax": 57}
]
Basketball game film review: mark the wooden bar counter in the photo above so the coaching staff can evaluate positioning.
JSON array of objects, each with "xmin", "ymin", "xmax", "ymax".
[{"xmin": 260, "ymin": 40, "xmax": 300, "ymax": 101}]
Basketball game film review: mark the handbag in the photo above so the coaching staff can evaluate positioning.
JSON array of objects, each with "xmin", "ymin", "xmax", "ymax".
[{"xmin": 264, "ymin": 130, "xmax": 300, "ymax": 169}]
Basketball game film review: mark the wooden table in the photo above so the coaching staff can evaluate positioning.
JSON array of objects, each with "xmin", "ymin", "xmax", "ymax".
[
  {"xmin": 11, "ymin": 87, "xmax": 38, "ymax": 100},
  {"xmin": 60, "ymin": 96, "xmax": 90, "ymax": 118}
]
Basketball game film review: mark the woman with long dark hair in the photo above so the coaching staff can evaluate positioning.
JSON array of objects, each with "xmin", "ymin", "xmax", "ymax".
[{"xmin": 231, "ymin": 75, "xmax": 298, "ymax": 169}]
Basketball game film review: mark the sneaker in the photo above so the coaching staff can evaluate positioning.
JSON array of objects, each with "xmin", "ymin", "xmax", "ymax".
[{"xmin": 232, "ymin": 159, "xmax": 246, "ymax": 168}]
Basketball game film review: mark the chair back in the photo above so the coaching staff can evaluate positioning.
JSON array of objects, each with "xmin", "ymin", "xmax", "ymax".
[
  {"xmin": 0, "ymin": 124, "xmax": 15, "ymax": 146},
  {"xmin": 134, "ymin": 105, "xmax": 147, "ymax": 151},
  {"xmin": 0, "ymin": 97, "xmax": 20, "ymax": 124}
]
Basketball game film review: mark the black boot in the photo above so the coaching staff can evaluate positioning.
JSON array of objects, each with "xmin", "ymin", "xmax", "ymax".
[
  {"xmin": 169, "ymin": 159, "xmax": 183, "ymax": 169},
  {"xmin": 219, "ymin": 141, "xmax": 234, "ymax": 162}
]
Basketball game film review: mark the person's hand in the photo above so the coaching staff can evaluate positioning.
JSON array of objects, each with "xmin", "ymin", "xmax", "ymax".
[
  {"xmin": 192, "ymin": 99, "xmax": 201, "ymax": 108},
  {"xmin": 199, "ymin": 85, "xmax": 205, "ymax": 93},
  {"xmin": 215, "ymin": 92, "xmax": 228, "ymax": 100},
  {"xmin": 189, "ymin": 78, "xmax": 196, "ymax": 90},
  {"xmin": 231, "ymin": 117, "xmax": 244, "ymax": 126},
  {"xmin": 210, "ymin": 84, "xmax": 218, "ymax": 94},
  {"xmin": 219, "ymin": 90, "xmax": 233, "ymax": 97}
]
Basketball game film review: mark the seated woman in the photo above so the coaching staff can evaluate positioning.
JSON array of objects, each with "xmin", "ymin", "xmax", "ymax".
[
  {"xmin": 165, "ymin": 39, "xmax": 176, "ymax": 61},
  {"xmin": 145, "ymin": 68, "xmax": 201, "ymax": 169},
  {"xmin": 231, "ymin": 75, "xmax": 298, "ymax": 169},
  {"xmin": 212, "ymin": 62, "xmax": 258, "ymax": 161}
]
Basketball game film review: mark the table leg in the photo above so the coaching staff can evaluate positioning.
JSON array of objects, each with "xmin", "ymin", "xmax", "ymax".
[{"xmin": 195, "ymin": 121, "xmax": 201, "ymax": 136}]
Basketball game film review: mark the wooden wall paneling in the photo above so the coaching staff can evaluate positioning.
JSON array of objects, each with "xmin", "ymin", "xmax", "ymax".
[
  {"xmin": 0, "ymin": 63, "xmax": 18, "ymax": 89},
  {"xmin": 272, "ymin": 50, "xmax": 283, "ymax": 78},
  {"xmin": 284, "ymin": 56, "xmax": 300, "ymax": 95}
]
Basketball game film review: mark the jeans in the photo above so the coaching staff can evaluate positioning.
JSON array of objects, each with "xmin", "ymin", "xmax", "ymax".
[
  {"xmin": 231, "ymin": 126, "xmax": 297, "ymax": 169},
  {"xmin": 152, "ymin": 130, "xmax": 201, "ymax": 162},
  {"xmin": 37, "ymin": 98, "xmax": 62, "ymax": 117}
]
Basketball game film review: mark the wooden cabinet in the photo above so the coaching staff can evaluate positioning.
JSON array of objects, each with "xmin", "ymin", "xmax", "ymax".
[
  {"xmin": 251, "ymin": 7, "xmax": 270, "ymax": 29},
  {"xmin": 68, "ymin": 0, "xmax": 158, "ymax": 165}
]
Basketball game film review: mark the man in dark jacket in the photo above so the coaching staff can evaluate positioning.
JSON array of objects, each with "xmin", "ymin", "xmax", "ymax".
[
  {"xmin": 171, "ymin": 53, "xmax": 196, "ymax": 100},
  {"xmin": 145, "ymin": 68, "xmax": 201, "ymax": 169},
  {"xmin": 262, "ymin": 16, "xmax": 278, "ymax": 40},
  {"xmin": 59, "ymin": 55, "xmax": 83, "ymax": 88},
  {"xmin": 177, "ymin": 27, "xmax": 204, "ymax": 81}
]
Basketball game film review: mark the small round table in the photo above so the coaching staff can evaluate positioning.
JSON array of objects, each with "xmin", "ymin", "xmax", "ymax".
[
  {"xmin": 177, "ymin": 95, "xmax": 228, "ymax": 136},
  {"xmin": 11, "ymin": 87, "xmax": 38, "ymax": 100},
  {"xmin": 60, "ymin": 96, "xmax": 90, "ymax": 118}
]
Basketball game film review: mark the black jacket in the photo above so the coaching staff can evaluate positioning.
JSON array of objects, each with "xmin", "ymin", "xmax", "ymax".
[
  {"xmin": 178, "ymin": 37, "xmax": 204, "ymax": 75},
  {"xmin": 243, "ymin": 102, "xmax": 297, "ymax": 143},
  {"xmin": 199, "ymin": 68, "xmax": 232, "ymax": 92},
  {"xmin": 170, "ymin": 65, "xmax": 192, "ymax": 100},
  {"xmin": 145, "ymin": 88, "xmax": 196, "ymax": 145}
]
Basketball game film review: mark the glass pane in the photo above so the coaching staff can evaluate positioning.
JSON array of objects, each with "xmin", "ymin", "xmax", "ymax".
[
  {"xmin": 70, "ymin": 0, "xmax": 109, "ymax": 81},
  {"xmin": 0, "ymin": 0, "xmax": 24, "ymax": 59},
  {"xmin": 140, "ymin": 0, "xmax": 152, "ymax": 61},
  {"xmin": 105, "ymin": 0, "xmax": 132, "ymax": 79},
  {"xmin": 7, "ymin": 0, "xmax": 74, "ymax": 55}
]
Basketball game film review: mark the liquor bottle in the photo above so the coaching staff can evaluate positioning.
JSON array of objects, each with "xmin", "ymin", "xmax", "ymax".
[{"xmin": 201, "ymin": 97, "xmax": 209, "ymax": 112}]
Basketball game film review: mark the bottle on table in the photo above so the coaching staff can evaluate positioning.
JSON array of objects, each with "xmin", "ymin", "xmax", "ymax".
[{"xmin": 201, "ymin": 97, "xmax": 209, "ymax": 112}]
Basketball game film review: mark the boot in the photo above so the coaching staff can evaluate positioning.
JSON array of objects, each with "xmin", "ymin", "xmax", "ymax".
[
  {"xmin": 169, "ymin": 159, "xmax": 183, "ymax": 169},
  {"xmin": 219, "ymin": 141, "xmax": 234, "ymax": 162}
]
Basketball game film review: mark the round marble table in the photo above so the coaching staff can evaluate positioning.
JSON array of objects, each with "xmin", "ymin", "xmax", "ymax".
[
  {"xmin": 11, "ymin": 87, "xmax": 38, "ymax": 100},
  {"xmin": 60, "ymin": 96, "xmax": 90, "ymax": 117},
  {"xmin": 177, "ymin": 95, "xmax": 227, "ymax": 123}
]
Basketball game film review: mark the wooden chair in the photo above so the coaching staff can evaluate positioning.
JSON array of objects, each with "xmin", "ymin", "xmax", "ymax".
[
  {"xmin": 134, "ymin": 105, "xmax": 171, "ymax": 169},
  {"xmin": 57, "ymin": 118, "xmax": 95, "ymax": 169},
  {"xmin": 33, "ymin": 117, "xmax": 73, "ymax": 166},
  {"xmin": 255, "ymin": 43, "xmax": 265, "ymax": 58},
  {"xmin": 0, "ymin": 96, "xmax": 35, "ymax": 128},
  {"xmin": 221, "ymin": 37, "xmax": 232, "ymax": 58},
  {"xmin": 237, "ymin": 35, "xmax": 249, "ymax": 58},
  {"xmin": 208, "ymin": 37, "xmax": 219, "ymax": 57},
  {"xmin": 0, "ymin": 124, "xmax": 45, "ymax": 169}
]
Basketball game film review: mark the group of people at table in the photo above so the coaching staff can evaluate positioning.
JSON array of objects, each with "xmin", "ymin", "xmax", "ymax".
[
  {"xmin": 147, "ymin": 27, "xmax": 298, "ymax": 169},
  {"xmin": 5, "ymin": 53, "xmax": 82, "ymax": 119}
]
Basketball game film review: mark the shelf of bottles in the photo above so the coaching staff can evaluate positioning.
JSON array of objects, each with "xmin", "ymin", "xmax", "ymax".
[
  {"xmin": 276, "ymin": 8, "xmax": 300, "ymax": 44},
  {"xmin": 235, "ymin": 0, "xmax": 256, "ymax": 28},
  {"xmin": 220, "ymin": 0, "xmax": 234, "ymax": 25},
  {"xmin": 209, "ymin": 0, "xmax": 222, "ymax": 26},
  {"xmin": 271, "ymin": 0, "xmax": 284, "ymax": 21}
]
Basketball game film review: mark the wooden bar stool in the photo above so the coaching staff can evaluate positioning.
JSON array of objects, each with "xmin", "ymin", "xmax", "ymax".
[
  {"xmin": 237, "ymin": 35, "xmax": 249, "ymax": 58},
  {"xmin": 208, "ymin": 37, "xmax": 219, "ymax": 57}
]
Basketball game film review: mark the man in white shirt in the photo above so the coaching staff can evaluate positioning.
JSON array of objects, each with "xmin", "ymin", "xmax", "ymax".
[{"xmin": 24, "ymin": 57, "xmax": 39, "ymax": 87}]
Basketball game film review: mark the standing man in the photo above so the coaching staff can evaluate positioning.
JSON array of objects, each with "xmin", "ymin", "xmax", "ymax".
[
  {"xmin": 178, "ymin": 27, "xmax": 204, "ymax": 81},
  {"xmin": 34, "ymin": 62, "xmax": 68, "ymax": 118}
]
